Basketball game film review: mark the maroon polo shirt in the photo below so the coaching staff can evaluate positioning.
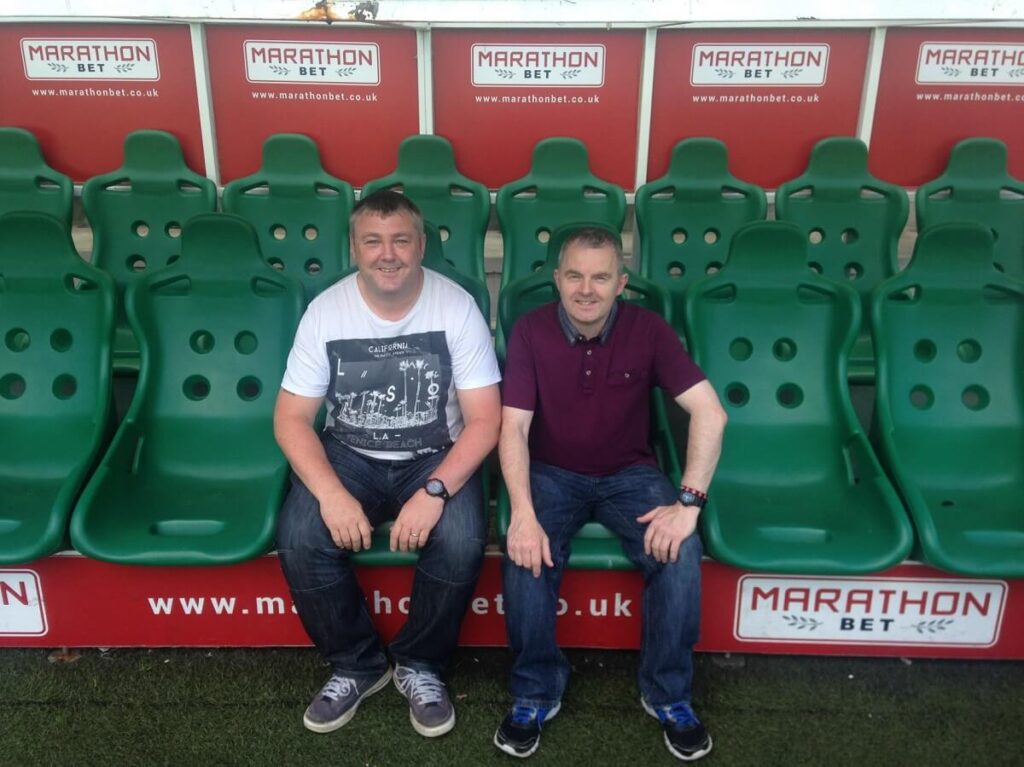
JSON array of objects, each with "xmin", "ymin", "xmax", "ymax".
[{"xmin": 502, "ymin": 301, "xmax": 706, "ymax": 476}]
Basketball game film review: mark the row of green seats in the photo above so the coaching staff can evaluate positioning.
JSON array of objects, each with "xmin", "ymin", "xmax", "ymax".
[
  {"xmin": 3, "ymin": 127, "xmax": 1021, "ymax": 384},
  {"xmin": 2, "ymin": 208, "xmax": 1020, "ymax": 578}
]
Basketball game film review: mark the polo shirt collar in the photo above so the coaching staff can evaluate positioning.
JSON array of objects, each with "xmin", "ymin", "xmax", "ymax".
[{"xmin": 558, "ymin": 301, "xmax": 619, "ymax": 346}]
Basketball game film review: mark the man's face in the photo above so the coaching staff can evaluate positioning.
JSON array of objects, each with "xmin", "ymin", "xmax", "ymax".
[
  {"xmin": 554, "ymin": 241, "xmax": 628, "ymax": 338},
  {"xmin": 350, "ymin": 209, "xmax": 425, "ymax": 304}
]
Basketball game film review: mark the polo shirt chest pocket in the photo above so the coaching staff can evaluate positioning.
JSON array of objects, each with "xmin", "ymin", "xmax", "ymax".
[{"xmin": 607, "ymin": 367, "xmax": 649, "ymax": 387}]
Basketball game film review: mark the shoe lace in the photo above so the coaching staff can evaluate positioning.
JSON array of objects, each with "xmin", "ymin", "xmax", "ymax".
[
  {"xmin": 660, "ymin": 702, "xmax": 698, "ymax": 729},
  {"xmin": 511, "ymin": 705, "xmax": 540, "ymax": 726},
  {"xmin": 320, "ymin": 675, "xmax": 355, "ymax": 701},
  {"xmin": 398, "ymin": 669, "xmax": 445, "ymax": 706}
]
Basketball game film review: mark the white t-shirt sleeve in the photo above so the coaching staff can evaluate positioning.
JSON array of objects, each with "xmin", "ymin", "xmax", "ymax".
[
  {"xmin": 281, "ymin": 300, "xmax": 330, "ymax": 398},
  {"xmin": 447, "ymin": 288, "xmax": 501, "ymax": 391}
]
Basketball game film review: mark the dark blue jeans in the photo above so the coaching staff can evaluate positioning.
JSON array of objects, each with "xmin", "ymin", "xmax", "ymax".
[
  {"xmin": 503, "ymin": 462, "xmax": 702, "ymax": 708},
  {"xmin": 276, "ymin": 433, "xmax": 486, "ymax": 679}
]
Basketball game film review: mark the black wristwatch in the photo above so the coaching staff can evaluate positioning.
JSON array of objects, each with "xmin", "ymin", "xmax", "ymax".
[
  {"xmin": 424, "ymin": 477, "xmax": 451, "ymax": 502},
  {"xmin": 678, "ymin": 485, "xmax": 707, "ymax": 510}
]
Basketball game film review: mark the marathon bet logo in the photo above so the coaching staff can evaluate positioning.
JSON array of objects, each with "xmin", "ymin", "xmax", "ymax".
[
  {"xmin": 21, "ymin": 38, "xmax": 160, "ymax": 80},
  {"xmin": 0, "ymin": 570, "xmax": 47, "ymax": 636},
  {"xmin": 472, "ymin": 44, "xmax": 605, "ymax": 87},
  {"xmin": 691, "ymin": 44, "xmax": 829, "ymax": 86},
  {"xmin": 917, "ymin": 42, "xmax": 1024, "ymax": 85},
  {"xmin": 244, "ymin": 40, "xmax": 380, "ymax": 85},
  {"xmin": 735, "ymin": 575, "xmax": 1006, "ymax": 647}
]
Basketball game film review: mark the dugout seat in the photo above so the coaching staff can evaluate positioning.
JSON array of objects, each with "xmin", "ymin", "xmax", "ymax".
[
  {"xmin": 0, "ymin": 212, "xmax": 115, "ymax": 564},
  {"xmin": 82, "ymin": 130, "xmax": 217, "ymax": 372},
  {"xmin": 683, "ymin": 221, "xmax": 913, "ymax": 574},
  {"xmin": 496, "ymin": 138, "xmax": 626, "ymax": 287},
  {"xmin": 70, "ymin": 214, "xmax": 304, "ymax": 565},
  {"xmin": 495, "ymin": 223, "xmax": 683, "ymax": 569},
  {"xmin": 776, "ymin": 138, "xmax": 909, "ymax": 382},
  {"xmin": 0, "ymin": 127, "xmax": 73, "ymax": 228},
  {"xmin": 363, "ymin": 135, "xmax": 490, "ymax": 282},
  {"xmin": 871, "ymin": 223, "xmax": 1024, "ymax": 577},
  {"xmin": 223, "ymin": 133, "xmax": 354, "ymax": 304},
  {"xmin": 916, "ymin": 138, "xmax": 1024, "ymax": 282},
  {"xmin": 635, "ymin": 138, "xmax": 766, "ymax": 340}
]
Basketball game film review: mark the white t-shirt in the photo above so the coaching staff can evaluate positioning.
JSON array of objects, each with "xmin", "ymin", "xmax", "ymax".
[{"xmin": 282, "ymin": 268, "xmax": 500, "ymax": 461}]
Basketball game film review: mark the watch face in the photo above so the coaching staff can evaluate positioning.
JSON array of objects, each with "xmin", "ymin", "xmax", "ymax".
[
  {"xmin": 680, "ymin": 490, "xmax": 701, "ymax": 507},
  {"xmin": 425, "ymin": 478, "xmax": 446, "ymax": 497}
]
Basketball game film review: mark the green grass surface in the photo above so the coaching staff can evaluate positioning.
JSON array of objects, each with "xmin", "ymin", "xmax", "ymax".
[{"xmin": 1, "ymin": 647, "xmax": 1022, "ymax": 766}]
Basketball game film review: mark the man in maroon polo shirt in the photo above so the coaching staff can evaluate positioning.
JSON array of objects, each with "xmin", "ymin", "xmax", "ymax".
[{"xmin": 493, "ymin": 227, "xmax": 727, "ymax": 761}]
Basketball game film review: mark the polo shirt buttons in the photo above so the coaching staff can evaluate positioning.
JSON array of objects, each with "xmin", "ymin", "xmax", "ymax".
[
  {"xmin": 585, "ymin": 370, "xmax": 592, "ymax": 376},
  {"xmin": 624, "ymin": 372, "xmax": 630, "ymax": 378},
  {"xmin": 586, "ymin": 349, "xmax": 593, "ymax": 356}
]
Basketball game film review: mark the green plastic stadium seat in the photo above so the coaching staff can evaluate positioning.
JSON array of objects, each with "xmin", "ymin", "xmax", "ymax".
[
  {"xmin": 82, "ymin": 130, "xmax": 217, "ymax": 373},
  {"xmin": 70, "ymin": 214, "xmax": 304, "ymax": 565},
  {"xmin": 495, "ymin": 223, "xmax": 682, "ymax": 570},
  {"xmin": 684, "ymin": 221, "xmax": 913, "ymax": 574},
  {"xmin": 223, "ymin": 134, "xmax": 355, "ymax": 304},
  {"xmin": 352, "ymin": 220, "xmax": 492, "ymax": 566},
  {"xmin": 916, "ymin": 138, "xmax": 1024, "ymax": 281},
  {"xmin": 0, "ymin": 212, "xmax": 115, "ymax": 564},
  {"xmin": 635, "ymin": 138, "xmax": 766, "ymax": 339},
  {"xmin": 496, "ymin": 138, "xmax": 626, "ymax": 287},
  {"xmin": 776, "ymin": 138, "xmax": 909, "ymax": 383},
  {"xmin": 363, "ymin": 135, "xmax": 490, "ymax": 282},
  {"xmin": 871, "ymin": 223, "xmax": 1024, "ymax": 577},
  {"xmin": 0, "ymin": 127, "xmax": 73, "ymax": 228}
]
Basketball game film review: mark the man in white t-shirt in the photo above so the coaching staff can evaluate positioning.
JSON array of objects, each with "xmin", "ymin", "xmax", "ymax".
[{"xmin": 274, "ymin": 191, "xmax": 501, "ymax": 739}]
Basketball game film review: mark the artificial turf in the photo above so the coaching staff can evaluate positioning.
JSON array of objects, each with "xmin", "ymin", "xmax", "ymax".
[{"xmin": 1, "ymin": 647, "xmax": 1022, "ymax": 766}]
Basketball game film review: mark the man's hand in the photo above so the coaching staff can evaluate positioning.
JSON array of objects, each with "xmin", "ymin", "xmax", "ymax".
[
  {"xmin": 637, "ymin": 503, "xmax": 700, "ymax": 564},
  {"xmin": 390, "ymin": 490, "xmax": 445, "ymax": 552},
  {"xmin": 507, "ymin": 512, "xmax": 554, "ymax": 578},
  {"xmin": 319, "ymin": 489, "xmax": 373, "ymax": 551}
]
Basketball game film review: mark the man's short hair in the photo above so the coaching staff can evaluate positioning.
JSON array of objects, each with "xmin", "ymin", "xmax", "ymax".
[
  {"xmin": 558, "ymin": 227, "xmax": 625, "ymax": 273},
  {"xmin": 350, "ymin": 190, "xmax": 424, "ymax": 235}
]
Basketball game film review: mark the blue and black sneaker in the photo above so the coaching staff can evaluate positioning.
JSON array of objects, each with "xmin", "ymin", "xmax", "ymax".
[
  {"xmin": 493, "ymin": 702, "xmax": 562, "ymax": 758},
  {"xmin": 641, "ymin": 698, "xmax": 712, "ymax": 761}
]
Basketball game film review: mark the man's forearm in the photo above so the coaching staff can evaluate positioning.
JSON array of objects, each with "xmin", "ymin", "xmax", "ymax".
[
  {"xmin": 499, "ymin": 426, "xmax": 536, "ymax": 519},
  {"xmin": 680, "ymin": 407, "xmax": 726, "ymax": 493},
  {"xmin": 274, "ymin": 416, "xmax": 351, "ymax": 503},
  {"xmin": 428, "ymin": 417, "xmax": 500, "ymax": 496}
]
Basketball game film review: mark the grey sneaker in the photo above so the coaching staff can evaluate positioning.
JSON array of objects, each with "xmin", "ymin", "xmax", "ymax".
[
  {"xmin": 393, "ymin": 665, "xmax": 456, "ymax": 737},
  {"xmin": 302, "ymin": 667, "xmax": 392, "ymax": 733}
]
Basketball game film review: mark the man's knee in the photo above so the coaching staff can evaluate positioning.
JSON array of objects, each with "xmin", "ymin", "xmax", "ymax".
[{"xmin": 421, "ymin": 532, "xmax": 485, "ymax": 584}]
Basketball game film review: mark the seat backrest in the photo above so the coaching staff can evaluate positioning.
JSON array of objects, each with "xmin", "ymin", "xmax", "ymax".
[
  {"xmin": 82, "ymin": 130, "xmax": 217, "ymax": 308},
  {"xmin": 496, "ymin": 138, "xmax": 626, "ymax": 286},
  {"xmin": 125, "ymin": 214, "xmax": 303, "ymax": 464},
  {"xmin": 222, "ymin": 133, "xmax": 354, "ymax": 304},
  {"xmin": 684, "ymin": 222, "xmax": 862, "ymax": 475},
  {"xmin": 871, "ymin": 223, "xmax": 1024, "ymax": 481},
  {"xmin": 635, "ymin": 138, "xmax": 766, "ymax": 331},
  {"xmin": 916, "ymin": 138, "xmax": 1024, "ymax": 281},
  {"xmin": 496, "ymin": 222, "xmax": 667, "ymax": 363},
  {"xmin": 776, "ymin": 137, "xmax": 909, "ymax": 323},
  {"xmin": 363, "ymin": 135, "xmax": 490, "ymax": 282},
  {"xmin": 421, "ymin": 220, "xmax": 490, "ymax": 322},
  {"xmin": 0, "ymin": 128, "xmax": 73, "ymax": 228},
  {"xmin": 0, "ymin": 211, "xmax": 114, "ymax": 467}
]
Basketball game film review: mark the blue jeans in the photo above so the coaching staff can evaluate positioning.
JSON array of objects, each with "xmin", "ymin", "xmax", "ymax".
[
  {"xmin": 276, "ymin": 433, "xmax": 486, "ymax": 678},
  {"xmin": 503, "ymin": 462, "xmax": 702, "ymax": 708}
]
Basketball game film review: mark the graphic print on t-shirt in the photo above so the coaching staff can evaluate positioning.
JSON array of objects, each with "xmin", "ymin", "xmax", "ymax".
[{"xmin": 326, "ymin": 331, "xmax": 452, "ymax": 454}]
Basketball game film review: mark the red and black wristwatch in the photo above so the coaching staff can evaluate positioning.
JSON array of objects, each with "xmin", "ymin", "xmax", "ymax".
[{"xmin": 677, "ymin": 485, "xmax": 708, "ymax": 509}]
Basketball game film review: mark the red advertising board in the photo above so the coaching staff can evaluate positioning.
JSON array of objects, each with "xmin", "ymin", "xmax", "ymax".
[
  {"xmin": 0, "ymin": 23, "xmax": 205, "ymax": 181},
  {"xmin": 432, "ymin": 29, "xmax": 644, "ymax": 189},
  {"xmin": 869, "ymin": 27, "xmax": 1024, "ymax": 186},
  {"xmin": 648, "ymin": 29, "xmax": 870, "ymax": 189},
  {"xmin": 2, "ymin": 554, "xmax": 1021, "ymax": 660},
  {"xmin": 205, "ymin": 25, "xmax": 419, "ymax": 185}
]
